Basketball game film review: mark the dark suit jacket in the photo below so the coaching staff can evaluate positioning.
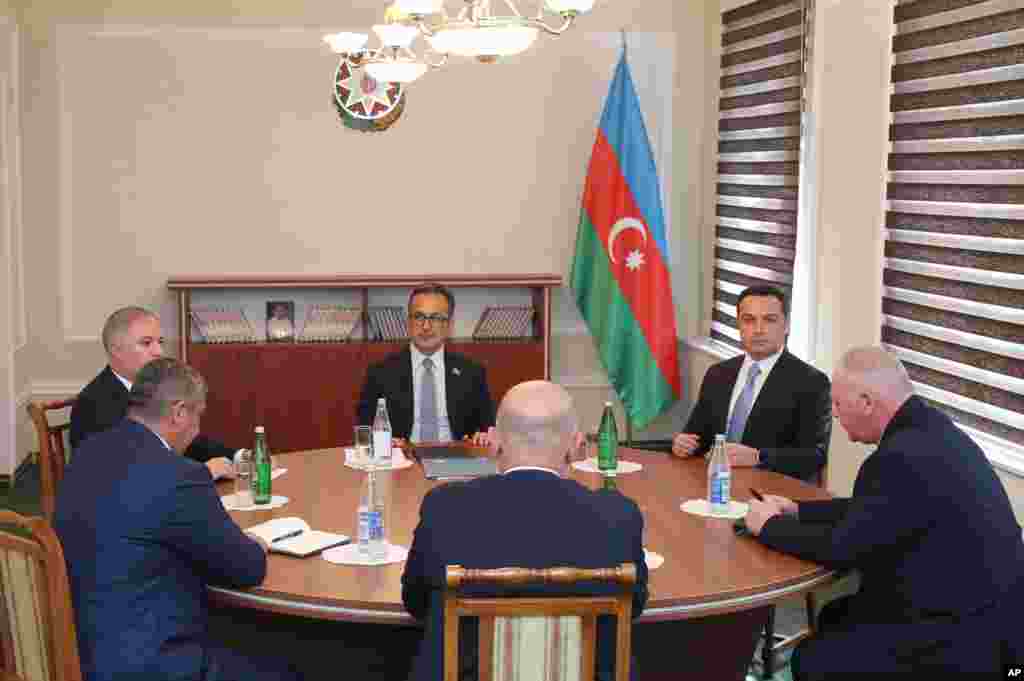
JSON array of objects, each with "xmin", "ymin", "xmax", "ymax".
[
  {"xmin": 683, "ymin": 350, "xmax": 831, "ymax": 481},
  {"xmin": 356, "ymin": 348, "xmax": 495, "ymax": 440},
  {"xmin": 401, "ymin": 470, "xmax": 648, "ymax": 681},
  {"xmin": 54, "ymin": 420, "xmax": 267, "ymax": 681},
  {"xmin": 760, "ymin": 396, "xmax": 1024, "ymax": 624},
  {"xmin": 70, "ymin": 365, "xmax": 234, "ymax": 463}
]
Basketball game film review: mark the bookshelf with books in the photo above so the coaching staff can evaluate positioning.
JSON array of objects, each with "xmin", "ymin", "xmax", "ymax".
[{"xmin": 167, "ymin": 274, "xmax": 561, "ymax": 453}]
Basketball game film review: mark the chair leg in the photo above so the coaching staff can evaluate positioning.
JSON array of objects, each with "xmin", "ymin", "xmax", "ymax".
[{"xmin": 762, "ymin": 605, "xmax": 776, "ymax": 679}]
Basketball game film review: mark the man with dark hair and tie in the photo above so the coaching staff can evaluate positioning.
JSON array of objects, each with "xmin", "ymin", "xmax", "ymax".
[
  {"xmin": 356, "ymin": 283, "xmax": 495, "ymax": 445},
  {"xmin": 56, "ymin": 358, "xmax": 302, "ymax": 681},
  {"xmin": 70, "ymin": 306, "xmax": 237, "ymax": 480},
  {"xmin": 672, "ymin": 285, "xmax": 832, "ymax": 481}
]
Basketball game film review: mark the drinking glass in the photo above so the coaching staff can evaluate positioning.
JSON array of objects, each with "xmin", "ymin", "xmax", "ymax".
[
  {"xmin": 354, "ymin": 426, "xmax": 373, "ymax": 468},
  {"xmin": 234, "ymin": 448, "xmax": 253, "ymax": 507}
]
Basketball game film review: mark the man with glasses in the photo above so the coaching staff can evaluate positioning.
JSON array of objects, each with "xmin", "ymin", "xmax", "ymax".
[{"xmin": 357, "ymin": 283, "xmax": 494, "ymax": 444}]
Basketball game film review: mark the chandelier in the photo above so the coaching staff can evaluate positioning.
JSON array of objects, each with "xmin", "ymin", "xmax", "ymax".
[{"xmin": 323, "ymin": 0, "xmax": 596, "ymax": 84}]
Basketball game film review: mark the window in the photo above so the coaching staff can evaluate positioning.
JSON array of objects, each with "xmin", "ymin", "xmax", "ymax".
[
  {"xmin": 883, "ymin": 0, "xmax": 1023, "ymax": 448},
  {"xmin": 712, "ymin": 0, "xmax": 812, "ymax": 349}
]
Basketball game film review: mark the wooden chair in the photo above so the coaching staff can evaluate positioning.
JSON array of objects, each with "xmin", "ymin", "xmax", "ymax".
[
  {"xmin": 444, "ymin": 563, "xmax": 635, "ymax": 681},
  {"xmin": 25, "ymin": 400, "xmax": 76, "ymax": 521},
  {"xmin": 0, "ymin": 511, "xmax": 82, "ymax": 681},
  {"xmin": 760, "ymin": 466, "xmax": 829, "ymax": 679}
]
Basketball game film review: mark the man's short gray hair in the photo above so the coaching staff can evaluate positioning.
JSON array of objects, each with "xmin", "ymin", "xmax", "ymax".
[
  {"xmin": 496, "ymin": 381, "xmax": 578, "ymax": 452},
  {"xmin": 838, "ymin": 346, "xmax": 914, "ymax": 398},
  {"xmin": 102, "ymin": 306, "xmax": 158, "ymax": 354},
  {"xmin": 127, "ymin": 358, "xmax": 206, "ymax": 421}
]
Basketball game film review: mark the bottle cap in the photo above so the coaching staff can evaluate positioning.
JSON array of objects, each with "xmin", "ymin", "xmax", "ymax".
[
  {"xmin": 255, "ymin": 425, "xmax": 265, "ymax": 434},
  {"xmin": 604, "ymin": 401, "xmax": 613, "ymax": 407},
  {"xmin": 377, "ymin": 397, "xmax": 386, "ymax": 404}
]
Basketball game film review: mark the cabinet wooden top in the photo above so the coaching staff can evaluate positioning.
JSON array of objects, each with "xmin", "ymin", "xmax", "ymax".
[{"xmin": 167, "ymin": 274, "xmax": 563, "ymax": 289}]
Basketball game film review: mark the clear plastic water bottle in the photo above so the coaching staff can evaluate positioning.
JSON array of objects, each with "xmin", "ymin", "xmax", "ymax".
[
  {"xmin": 708, "ymin": 433, "xmax": 731, "ymax": 515},
  {"xmin": 372, "ymin": 398, "xmax": 393, "ymax": 469},
  {"xmin": 233, "ymin": 448, "xmax": 252, "ymax": 507},
  {"xmin": 357, "ymin": 470, "xmax": 386, "ymax": 561},
  {"xmin": 597, "ymin": 402, "xmax": 618, "ymax": 475}
]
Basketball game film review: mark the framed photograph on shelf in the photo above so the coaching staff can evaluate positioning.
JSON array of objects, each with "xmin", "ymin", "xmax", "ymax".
[{"xmin": 266, "ymin": 301, "xmax": 296, "ymax": 342}]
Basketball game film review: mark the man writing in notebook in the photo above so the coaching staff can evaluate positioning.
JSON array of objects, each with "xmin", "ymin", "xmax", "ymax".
[
  {"xmin": 356, "ymin": 283, "xmax": 495, "ymax": 445},
  {"xmin": 56, "ymin": 358, "xmax": 302, "ymax": 681},
  {"xmin": 401, "ymin": 380, "xmax": 648, "ymax": 681}
]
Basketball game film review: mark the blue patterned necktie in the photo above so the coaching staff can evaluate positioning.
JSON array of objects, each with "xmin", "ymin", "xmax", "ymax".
[
  {"xmin": 420, "ymin": 357, "xmax": 439, "ymax": 442},
  {"xmin": 726, "ymin": 362, "xmax": 761, "ymax": 442}
]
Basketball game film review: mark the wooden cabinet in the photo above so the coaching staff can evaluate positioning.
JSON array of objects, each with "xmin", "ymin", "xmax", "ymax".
[{"xmin": 167, "ymin": 274, "xmax": 561, "ymax": 452}]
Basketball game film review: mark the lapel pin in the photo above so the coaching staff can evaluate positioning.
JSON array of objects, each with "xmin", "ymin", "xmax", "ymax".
[{"xmin": 452, "ymin": 367, "xmax": 461, "ymax": 376}]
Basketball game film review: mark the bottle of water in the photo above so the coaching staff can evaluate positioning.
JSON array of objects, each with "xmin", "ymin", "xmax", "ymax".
[
  {"xmin": 233, "ymin": 448, "xmax": 252, "ymax": 507},
  {"xmin": 707, "ymin": 433, "xmax": 731, "ymax": 515},
  {"xmin": 372, "ymin": 398, "xmax": 393, "ymax": 469},
  {"xmin": 597, "ymin": 401, "xmax": 618, "ymax": 475},
  {"xmin": 357, "ymin": 471, "xmax": 386, "ymax": 561},
  {"xmin": 253, "ymin": 426, "xmax": 272, "ymax": 505}
]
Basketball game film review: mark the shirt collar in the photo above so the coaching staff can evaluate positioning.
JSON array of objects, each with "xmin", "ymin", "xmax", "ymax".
[
  {"xmin": 742, "ymin": 347, "xmax": 784, "ymax": 378},
  {"xmin": 503, "ymin": 466, "xmax": 562, "ymax": 478},
  {"xmin": 111, "ymin": 368, "xmax": 132, "ymax": 392},
  {"xmin": 410, "ymin": 344, "xmax": 445, "ymax": 372}
]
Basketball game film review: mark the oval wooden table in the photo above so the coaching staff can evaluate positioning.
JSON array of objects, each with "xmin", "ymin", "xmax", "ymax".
[{"xmin": 211, "ymin": 448, "xmax": 834, "ymax": 680}]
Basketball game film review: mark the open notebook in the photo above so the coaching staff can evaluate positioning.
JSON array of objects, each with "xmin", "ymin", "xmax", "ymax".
[{"xmin": 245, "ymin": 517, "xmax": 349, "ymax": 557}]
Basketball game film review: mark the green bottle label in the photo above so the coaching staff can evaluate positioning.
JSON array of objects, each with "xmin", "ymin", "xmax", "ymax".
[
  {"xmin": 597, "ymin": 407, "xmax": 618, "ymax": 472},
  {"xmin": 253, "ymin": 433, "xmax": 272, "ymax": 504}
]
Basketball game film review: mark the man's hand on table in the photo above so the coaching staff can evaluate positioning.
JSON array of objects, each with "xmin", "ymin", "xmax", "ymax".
[
  {"xmin": 206, "ymin": 457, "xmax": 235, "ymax": 481},
  {"xmin": 725, "ymin": 443, "xmax": 760, "ymax": 467},
  {"xmin": 671, "ymin": 432, "xmax": 700, "ymax": 458},
  {"xmin": 745, "ymin": 494, "xmax": 797, "ymax": 536},
  {"xmin": 467, "ymin": 427, "xmax": 495, "ymax": 448}
]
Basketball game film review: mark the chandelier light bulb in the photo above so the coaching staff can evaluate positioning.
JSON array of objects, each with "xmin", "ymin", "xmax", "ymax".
[
  {"xmin": 372, "ymin": 23, "xmax": 421, "ymax": 48},
  {"xmin": 322, "ymin": 32, "xmax": 369, "ymax": 54},
  {"xmin": 365, "ymin": 58, "xmax": 429, "ymax": 83},
  {"xmin": 393, "ymin": 0, "xmax": 445, "ymax": 15},
  {"xmin": 544, "ymin": 0, "xmax": 595, "ymax": 13}
]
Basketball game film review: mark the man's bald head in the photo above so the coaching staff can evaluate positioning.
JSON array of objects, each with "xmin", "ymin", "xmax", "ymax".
[
  {"xmin": 495, "ymin": 381, "xmax": 579, "ymax": 470},
  {"xmin": 832, "ymin": 346, "xmax": 914, "ymax": 444}
]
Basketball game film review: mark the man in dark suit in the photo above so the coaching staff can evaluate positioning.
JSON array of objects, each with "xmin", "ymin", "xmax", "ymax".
[
  {"xmin": 70, "ymin": 306, "xmax": 236, "ymax": 480},
  {"xmin": 55, "ymin": 358, "xmax": 302, "ymax": 681},
  {"xmin": 746, "ymin": 346, "xmax": 1024, "ymax": 677},
  {"xmin": 357, "ymin": 283, "xmax": 494, "ymax": 444},
  {"xmin": 401, "ymin": 380, "xmax": 648, "ymax": 681},
  {"xmin": 672, "ymin": 285, "xmax": 831, "ymax": 481}
]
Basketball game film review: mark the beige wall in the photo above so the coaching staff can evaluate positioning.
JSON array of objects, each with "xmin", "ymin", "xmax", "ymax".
[{"xmin": 7, "ymin": 0, "xmax": 711, "ymax": 471}]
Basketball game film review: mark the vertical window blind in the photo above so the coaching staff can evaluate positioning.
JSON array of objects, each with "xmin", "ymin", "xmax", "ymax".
[
  {"xmin": 883, "ymin": 0, "xmax": 1024, "ymax": 446},
  {"xmin": 712, "ymin": 0, "xmax": 811, "ymax": 349}
]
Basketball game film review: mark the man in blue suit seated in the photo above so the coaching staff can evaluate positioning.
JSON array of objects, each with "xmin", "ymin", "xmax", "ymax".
[
  {"xmin": 55, "ymin": 358, "xmax": 302, "ymax": 681},
  {"xmin": 401, "ymin": 380, "xmax": 648, "ymax": 681},
  {"xmin": 745, "ymin": 346, "xmax": 1024, "ymax": 677}
]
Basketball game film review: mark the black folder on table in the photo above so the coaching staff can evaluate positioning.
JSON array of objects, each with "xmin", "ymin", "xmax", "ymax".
[{"xmin": 421, "ymin": 457, "xmax": 497, "ymax": 480}]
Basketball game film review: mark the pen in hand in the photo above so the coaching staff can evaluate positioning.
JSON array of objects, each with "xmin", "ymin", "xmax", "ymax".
[
  {"xmin": 271, "ymin": 529, "xmax": 304, "ymax": 544},
  {"xmin": 749, "ymin": 488, "xmax": 765, "ymax": 501}
]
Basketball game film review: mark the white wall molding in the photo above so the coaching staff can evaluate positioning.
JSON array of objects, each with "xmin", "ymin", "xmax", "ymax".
[{"xmin": 30, "ymin": 381, "xmax": 84, "ymax": 399}]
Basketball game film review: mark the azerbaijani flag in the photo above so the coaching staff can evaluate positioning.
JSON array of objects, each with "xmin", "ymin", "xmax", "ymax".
[{"xmin": 571, "ymin": 51, "xmax": 681, "ymax": 429}]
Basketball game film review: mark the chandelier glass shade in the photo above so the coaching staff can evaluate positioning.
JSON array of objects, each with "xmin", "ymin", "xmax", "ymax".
[{"xmin": 324, "ymin": 0, "xmax": 594, "ymax": 83}]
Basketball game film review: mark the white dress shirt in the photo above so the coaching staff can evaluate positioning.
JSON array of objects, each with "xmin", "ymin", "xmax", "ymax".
[
  {"xmin": 503, "ymin": 466, "xmax": 561, "ymax": 477},
  {"xmin": 726, "ymin": 348, "xmax": 784, "ymax": 429},
  {"xmin": 410, "ymin": 344, "xmax": 453, "ymax": 443},
  {"xmin": 112, "ymin": 370, "xmax": 132, "ymax": 392}
]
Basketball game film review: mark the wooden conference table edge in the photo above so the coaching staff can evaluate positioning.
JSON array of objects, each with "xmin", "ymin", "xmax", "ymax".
[{"xmin": 210, "ymin": 447, "xmax": 836, "ymax": 626}]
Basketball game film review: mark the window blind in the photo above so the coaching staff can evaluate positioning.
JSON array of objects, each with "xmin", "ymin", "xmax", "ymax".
[
  {"xmin": 884, "ymin": 0, "xmax": 1024, "ymax": 445},
  {"xmin": 713, "ymin": 0, "xmax": 811, "ymax": 349}
]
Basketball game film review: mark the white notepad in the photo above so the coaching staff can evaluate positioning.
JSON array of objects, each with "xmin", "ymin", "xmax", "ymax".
[{"xmin": 245, "ymin": 517, "xmax": 350, "ymax": 557}]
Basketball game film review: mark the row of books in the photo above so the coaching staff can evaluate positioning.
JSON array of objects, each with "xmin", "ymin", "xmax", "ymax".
[{"xmin": 190, "ymin": 305, "xmax": 536, "ymax": 343}]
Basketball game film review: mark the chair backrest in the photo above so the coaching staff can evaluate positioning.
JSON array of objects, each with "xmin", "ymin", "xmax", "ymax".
[
  {"xmin": 444, "ymin": 564, "xmax": 636, "ymax": 681},
  {"xmin": 0, "ymin": 511, "xmax": 82, "ymax": 681},
  {"xmin": 25, "ymin": 400, "xmax": 75, "ymax": 520}
]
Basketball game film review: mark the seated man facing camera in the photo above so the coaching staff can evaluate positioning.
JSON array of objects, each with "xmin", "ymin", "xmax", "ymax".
[
  {"xmin": 357, "ymin": 283, "xmax": 495, "ymax": 445},
  {"xmin": 401, "ymin": 380, "xmax": 648, "ymax": 681},
  {"xmin": 71, "ymin": 306, "xmax": 236, "ymax": 480},
  {"xmin": 672, "ymin": 285, "xmax": 831, "ymax": 481}
]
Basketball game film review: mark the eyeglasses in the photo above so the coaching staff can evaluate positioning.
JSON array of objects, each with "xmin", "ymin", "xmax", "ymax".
[{"xmin": 410, "ymin": 312, "xmax": 450, "ymax": 325}]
